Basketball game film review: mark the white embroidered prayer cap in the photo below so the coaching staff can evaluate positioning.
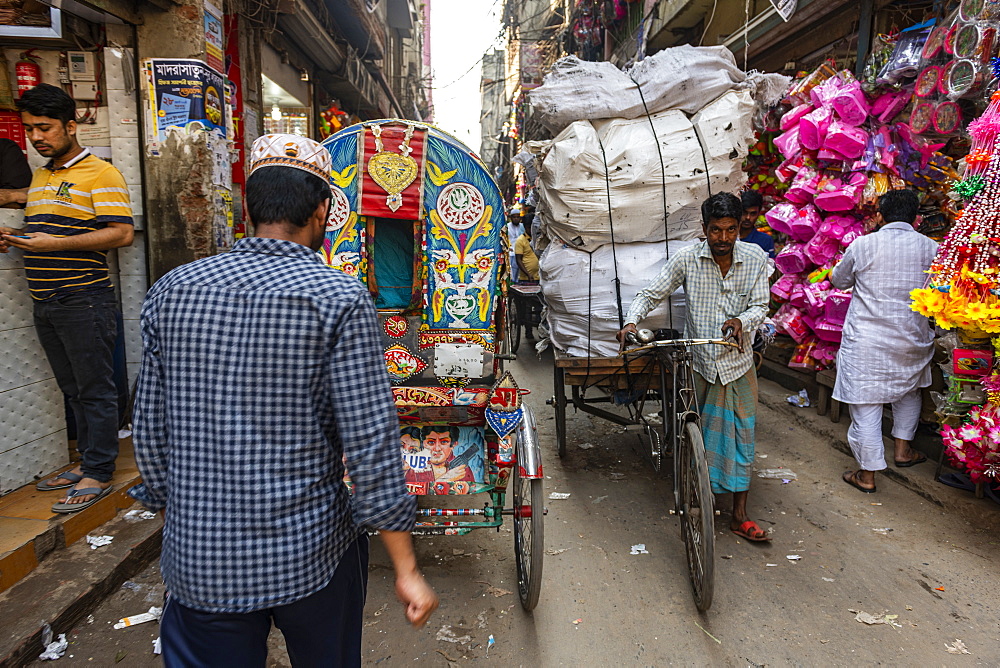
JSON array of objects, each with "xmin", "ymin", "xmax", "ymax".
[{"xmin": 248, "ymin": 134, "xmax": 332, "ymax": 182}]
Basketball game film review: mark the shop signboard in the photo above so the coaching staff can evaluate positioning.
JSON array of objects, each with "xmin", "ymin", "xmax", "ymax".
[
  {"xmin": 143, "ymin": 58, "xmax": 226, "ymax": 153},
  {"xmin": 769, "ymin": 0, "xmax": 797, "ymax": 21},
  {"xmin": 204, "ymin": 1, "xmax": 224, "ymax": 74}
]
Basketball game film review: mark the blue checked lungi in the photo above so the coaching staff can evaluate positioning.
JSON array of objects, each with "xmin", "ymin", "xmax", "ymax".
[{"xmin": 694, "ymin": 368, "xmax": 758, "ymax": 494}]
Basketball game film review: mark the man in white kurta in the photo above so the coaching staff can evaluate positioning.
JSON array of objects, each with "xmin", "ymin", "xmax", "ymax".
[{"xmin": 830, "ymin": 189, "xmax": 938, "ymax": 493}]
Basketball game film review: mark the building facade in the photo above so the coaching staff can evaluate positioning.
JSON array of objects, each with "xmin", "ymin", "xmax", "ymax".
[{"xmin": 0, "ymin": 0, "xmax": 431, "ymax": 494}]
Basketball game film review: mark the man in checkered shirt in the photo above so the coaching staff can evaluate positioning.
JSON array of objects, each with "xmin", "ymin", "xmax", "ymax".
[{"xmin": 130, "ymin": 134, "xmax": 437, "ymax": 666}]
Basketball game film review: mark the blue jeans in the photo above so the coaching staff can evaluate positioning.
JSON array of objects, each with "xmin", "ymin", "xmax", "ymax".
[
  {"xmin": 161, "ymin": 535, "xmax": 369, "ymax": 667},
  {"xmin": 33, "ymin": 289, "xmax": 120, "ymax": 483}
]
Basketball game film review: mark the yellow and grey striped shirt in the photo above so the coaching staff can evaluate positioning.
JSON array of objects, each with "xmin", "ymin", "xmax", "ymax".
[{"xmin": 23, "ymin": 149, "xmax": 133, "ymax": 301}]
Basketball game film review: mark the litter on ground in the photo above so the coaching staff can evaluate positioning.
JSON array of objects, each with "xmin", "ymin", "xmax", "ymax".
[
  {"xmin": 822, "ymin": 577, "xmax": 836, "ymax": 582},
  {"xmin": 124, "ymin": 510, "xmax": 156, "ymax": 522},
  {"xmin": 435, "ymin": 625, "xmax": 472, "ymax": 644},
  {"xmin": 850, "ymin": 609, "xmax": 901, "ymax": 628},
  {"xmin": 786, "ymin": 555, "xmax": 802, "ymax": 561},
  {"xmin": 873, "ymin": 528, "xmax": 893, "ymax": 536},
  {"xmin": 152, "ymin": 637, "xmax": 161, "ymax": 655},
  {"xmin": 630, "ymin": 544, "xmax": 649, "ymax": 555},
  {"xmin": 945, "ymin": 639, "xmax": 971, "ymax": 655},
  {"xmin": 786, "ymin": 389, "xmax": 810, "ymax": 408},
  {"xmin": 756, "ymin": 468, "xmax": 799, "ymax": 480},
  {"xmin": 38, "ymin": 634, "xmax": 68, "ymax": 661},
  {"xmin": 548, "ymin": 492, "xmax": 571, "ymax": 500},
  {"xmin": 86, "ymin": 535, "xmax": 114, "ymax": 550},
  {"xmin": 114, "ymin": 607, "xmax": 163, "ymax": 629},
  {"xmin": 577, "ymin": 442, "xmax": 594, "ymax": 450}
]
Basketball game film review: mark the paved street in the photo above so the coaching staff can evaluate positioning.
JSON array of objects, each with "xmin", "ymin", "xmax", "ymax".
[{"xmin": 34, "ymin": 350, "xmax": 1000, "ymax": 666}]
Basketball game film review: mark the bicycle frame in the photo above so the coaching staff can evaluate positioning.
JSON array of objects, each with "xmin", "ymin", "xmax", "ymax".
[{"xmin": 622, "ymin": 337, "xmax": 738, "ymax": 477}]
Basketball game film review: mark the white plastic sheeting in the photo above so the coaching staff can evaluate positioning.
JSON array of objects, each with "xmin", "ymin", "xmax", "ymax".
[
  {"xmin": 536, "ymin": 90, "xmax": 754, "ymax": 253},
  {"xmin": 541, "ymin": 240, "xmax": 697, "ymax": 358}
]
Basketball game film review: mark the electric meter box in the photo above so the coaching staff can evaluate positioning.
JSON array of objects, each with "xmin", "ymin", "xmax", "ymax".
[{"xmin": 67, "ymin": 51, "xmax": 96, "ymax": 81}]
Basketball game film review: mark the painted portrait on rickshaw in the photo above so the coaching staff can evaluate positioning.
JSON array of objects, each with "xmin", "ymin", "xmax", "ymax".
[{"xmin": 400, "ymin": 425, "xmax": 486, "ymax": 494}]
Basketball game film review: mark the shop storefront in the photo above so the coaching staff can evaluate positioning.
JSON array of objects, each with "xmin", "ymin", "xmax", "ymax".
[{"xmin": 0, "ymin": 4, "xmax": 148, "ymax": 493}]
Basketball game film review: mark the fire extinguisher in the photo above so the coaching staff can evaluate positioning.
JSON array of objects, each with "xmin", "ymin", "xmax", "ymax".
[{"xmin": 16, "ymin": 50, "xmax": 41, "ymax": 98}]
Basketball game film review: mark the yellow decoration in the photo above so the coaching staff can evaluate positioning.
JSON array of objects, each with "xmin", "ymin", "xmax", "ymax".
[
  {"xmin": 426, "ymin": 161, "xmax": 458, "ymax": 187},
  {"xmin": 331, "ymin": 165, "xmax": 357, "ymax": 188},
  {"xmin": 368, "ymin": 151, "xmax": 418, "ymax": 212}
]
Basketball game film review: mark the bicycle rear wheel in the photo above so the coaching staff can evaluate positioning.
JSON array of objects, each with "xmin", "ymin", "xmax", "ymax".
[{"xmin": 677, "ymin": 420, "xmax": 715, "ymax": 611}]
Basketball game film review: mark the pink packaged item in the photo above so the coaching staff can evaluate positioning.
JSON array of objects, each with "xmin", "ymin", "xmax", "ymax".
[
  {"xmin": 830, "ymin": 81, "xmax": 870, "ymax": 126},
  {"xmin": 771, "ymin": 273, "xmax": 802, "ymax": 301},
  {"xmin": 840, "ymin": 224, "xmax": 864, "ymax": 246},
  {"xmin": 775, "ymin": 244, "xmax": 810, "ymax": 275},
  {"xmin": 818, "ymin": 214, "xmax": 856, "ymax": 241},
  {"xmin": 785, "ymin": 167, "xmax": 820, "ymax": 204},
  {"xmin": 773, "ymin": 304, "xmax": 811, "ymax": 344},
  {"xmin": 775, "ymin": 156, "xmax": 802, "ymax": 183},
  {"xmin": 813, "ymin": 340, "xmax": 839, "ymax": 364},
  {"xmin": 788, "ymin": 282, "xmax": 808, "ymax": 309},
  {"xmin": 774, "ymin": 126, "xmax": 802, "ymax": 160},
  {"xmin": 814, "ymin": 173, "xmax": 866, "ymax": 212},
  {"xmin": 786, "ymin": 204, "xmax": 822, "ymax": 241},
  {"xmin": 823, "ymin": 290, "xmax": 852, "ymax": 324},
  {"xmin": 802, "ymin": 280, "xmax": 830, "ymax": 318},
  {"xmin": 822, "ymin": 121, "xmax": 868, "ymax": 159},
  {"xmin": 788, "ymin": 339, "xmax": 819, "ymax": 369},
  {"xmin": 804, "ymin": 233, "xmax": 841, "ymax": 266},
  {"xmin": 780, "ymin": 104, "xmax": 814, "ymax": 132},
  {"xmin": 764, "ymin": 201, "xmax": 799, "ymax": 235},
  {"xmin": 811, "ymin": 317, "xmax": 844, "ymax": 343},
  {"xmin": 799, "ymin": 107, "xmax": 833, "ymax": 151}
]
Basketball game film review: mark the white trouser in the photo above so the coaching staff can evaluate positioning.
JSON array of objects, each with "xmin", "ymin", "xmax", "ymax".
[{"xmin": 846, "ymin": 389, "xmax": 923, "ymax": 471}]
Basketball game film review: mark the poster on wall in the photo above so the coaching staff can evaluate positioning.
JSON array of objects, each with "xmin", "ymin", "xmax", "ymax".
[
  {"xmin": 143, "ymin": 58, "xmax": 226, "ymax": 154},
  {"xmin": 204, "ymin": 2, "xmax": 224, "ymax": 73}
]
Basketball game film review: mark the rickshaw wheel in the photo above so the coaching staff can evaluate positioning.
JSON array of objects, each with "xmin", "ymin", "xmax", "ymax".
[
  {"xmin": 506, "ymin": 294, "xmax": 521, "ymax": 354},
  {"xmin": 678, "ymin": 421, "xmax": 715, "ymax": 612},
  {"xmin": 513, "ymin": 460, "xmax": 544, "ymax": 611}
]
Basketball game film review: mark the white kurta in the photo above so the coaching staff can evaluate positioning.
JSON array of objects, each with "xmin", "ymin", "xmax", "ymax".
[{"xmin": 830, "ymin": 222, "xmax": 938, "ymax": 405}]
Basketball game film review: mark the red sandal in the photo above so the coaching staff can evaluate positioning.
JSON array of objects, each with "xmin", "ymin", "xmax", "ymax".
[{"xmin": 732, "ymin": 520, "xmax": 771, "ymax": 542}]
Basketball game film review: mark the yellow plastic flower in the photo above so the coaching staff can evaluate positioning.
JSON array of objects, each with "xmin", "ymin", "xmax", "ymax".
[{"xmin": 966, "ymin": 302, "xmax": 992, "ymax": 320}]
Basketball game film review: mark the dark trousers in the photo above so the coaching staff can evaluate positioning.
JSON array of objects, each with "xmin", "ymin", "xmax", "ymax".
[
  {"xmin": 33, "ymin": 289, "xmax": 120, "ymax": 483},
  {"xmin": 161, "ymin": 535, "xmax": 370, "ymax": 668}
]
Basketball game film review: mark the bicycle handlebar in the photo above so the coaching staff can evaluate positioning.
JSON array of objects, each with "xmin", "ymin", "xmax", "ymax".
[{"xmin": 623, "ymin": 337, "xmax": 740, "ymax": 354}]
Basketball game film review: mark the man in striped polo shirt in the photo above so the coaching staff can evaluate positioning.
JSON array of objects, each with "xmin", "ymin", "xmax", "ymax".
[{"xmin": 0, "ymin": 84, "xmax": 133, "ymax": 513}]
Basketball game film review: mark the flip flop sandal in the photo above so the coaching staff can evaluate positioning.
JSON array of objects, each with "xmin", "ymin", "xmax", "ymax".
[
  {"xmin": 732, "ymin": 520, "xmax": 771, "ymax": 542},
  {"xmin": 35, "ymin": 470, "xmax": 83, "ymax": 491},
  {"xmin": 895, "ymin": 453, "xmax": 928, "ymax": 468},
  {"xmin": 937, "ymin": 472, "xmax": 975, "ymax": 492},
  {"xmin": 842, "ymin": 470, "xmax": 876, "ymax": 494},
  {"xmin": 51, "ymin": 485, "xmax": 113, "ymax": 514}
]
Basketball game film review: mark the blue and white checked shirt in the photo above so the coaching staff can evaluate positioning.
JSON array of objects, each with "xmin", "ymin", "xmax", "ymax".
[
  {"xmin": 130, "ymin": 237, "xmax": 415, "ymax": 614},
  {"xmin": 625, "ymin": 240, "xmax": 770, "ymax": 385}
]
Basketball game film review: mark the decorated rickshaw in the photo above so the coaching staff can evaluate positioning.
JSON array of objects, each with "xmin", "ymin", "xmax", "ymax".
[{"xmin": 319, "ymin": 120, "xmax": 545, "ymax": 610}]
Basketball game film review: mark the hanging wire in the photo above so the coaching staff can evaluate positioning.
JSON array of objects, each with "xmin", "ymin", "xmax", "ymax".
[{"xmin": 744, "ymin": 0, "xmax": 751, "ymax": 71}]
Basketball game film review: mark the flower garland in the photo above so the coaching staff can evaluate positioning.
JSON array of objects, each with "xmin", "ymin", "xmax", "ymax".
[{"xmin": 911, "ymin": 132, "xmax": 1000, "ymax": 335}]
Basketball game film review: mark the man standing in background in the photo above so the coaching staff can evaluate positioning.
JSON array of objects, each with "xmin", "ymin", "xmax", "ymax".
[
  {"xmin": 0, "ymin": 84, "xmax": 133, "ymax": 513},
  {"xmin": 832, "ymin": 189, "xmax": 937, "ymax": 494},
  {"xmin": 739, "ymin": 190, "xmax": 775, "ymax": 259},
  {"xmin": 0, "ymin": 137, "xmax": 32, "ymax": 207}
]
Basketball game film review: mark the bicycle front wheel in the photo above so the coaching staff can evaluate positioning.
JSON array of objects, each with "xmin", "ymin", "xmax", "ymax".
[{"xmin": 678, "ymin": 420, "xmax": 715, "ymax": 612}]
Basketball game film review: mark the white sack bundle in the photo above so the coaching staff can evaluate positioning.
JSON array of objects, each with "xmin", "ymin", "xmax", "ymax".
[
  {"xmin": 529, "ymin": 46, "xmax": 746, "ymax": 133},
  {"xmin": 540, "ymin": 240, "xmax": 697, "ymax": 358},
  {"xmin": 537, "ymin": 90, "xmax": 753, "ymax": 253}
]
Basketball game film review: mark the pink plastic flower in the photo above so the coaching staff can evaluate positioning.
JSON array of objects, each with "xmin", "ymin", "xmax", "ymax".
[{"xmin": 958, "ymin": 425, "xmax": 985, "ymax": 443}]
